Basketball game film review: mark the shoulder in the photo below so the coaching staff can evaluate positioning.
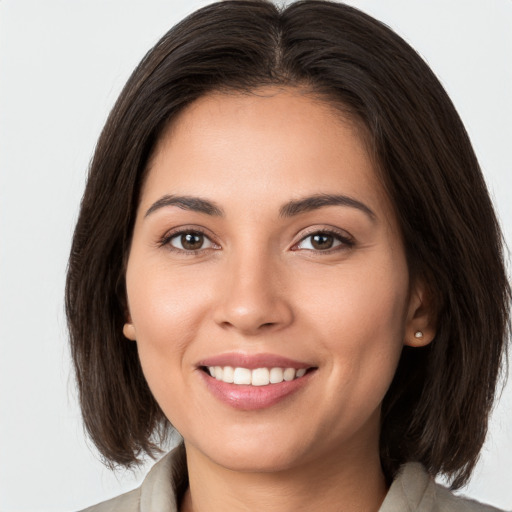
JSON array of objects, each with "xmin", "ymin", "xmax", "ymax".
[
  {"xmin": 76, "ymin": 445, "xmax": 186, "ymax": 512},
  {"xmin": 380, "ymin": 462, "xmax": 507, "ymax": 512},
  {"xmin": 78, "ymin": 488, "xmax": 140, "ymax": 512},
  {"xmin": 434, "ymin": 483, "xmax": 505, "ymax": 512}
]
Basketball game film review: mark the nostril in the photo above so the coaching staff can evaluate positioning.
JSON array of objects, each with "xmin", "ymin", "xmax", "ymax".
[
  {"xmin": 217, "ymin": 320, "xmax": 278, "ymax": 331},
  {"xmin": 213, "ymin": 298, "xmax": 294, "ymax": 334}
]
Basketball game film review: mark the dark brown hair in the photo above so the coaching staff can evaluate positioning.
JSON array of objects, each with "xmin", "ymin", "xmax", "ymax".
[{"xmin": 66, "ymin": 0, "xmax": 510, "ymax": 488}]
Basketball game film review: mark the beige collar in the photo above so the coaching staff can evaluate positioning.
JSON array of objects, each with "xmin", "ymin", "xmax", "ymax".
[{"xmin": 137, "ymin": 445, "xmax": 501, "ymax": 512}]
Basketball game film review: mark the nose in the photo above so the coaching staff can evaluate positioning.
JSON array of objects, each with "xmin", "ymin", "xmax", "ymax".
[{"xmin": 213, "ymin": 251, "xmax": 294, "ymax": 335}]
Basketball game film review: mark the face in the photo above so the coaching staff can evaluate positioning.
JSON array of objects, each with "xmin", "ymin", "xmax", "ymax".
[{"xmin": 124, "ymin": 87, "xmax": 430, "ymax": 473}]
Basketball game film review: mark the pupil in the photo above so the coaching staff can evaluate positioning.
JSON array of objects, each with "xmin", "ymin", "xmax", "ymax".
[
  {"xmin": 182, "ymin": 233, "xmax": 203, "ymax": 250},
  {"xmin": 312, "ymin": 234, "xmax": 333, "ymax": 250}
]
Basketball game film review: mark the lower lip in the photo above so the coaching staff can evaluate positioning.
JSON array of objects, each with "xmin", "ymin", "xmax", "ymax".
[{"xmin": 199, "ymin": 370, "xmax": 313, "ymax": 411}]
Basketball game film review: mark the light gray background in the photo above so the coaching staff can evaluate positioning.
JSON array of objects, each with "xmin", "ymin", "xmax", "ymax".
[{"xmin": 0, "ymin": 1, "xmax": 511, "ymax": 511}]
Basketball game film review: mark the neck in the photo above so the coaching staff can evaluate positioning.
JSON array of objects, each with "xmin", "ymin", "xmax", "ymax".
[{"xmin": 180, "ymin": 438, "xmax": 387, "ymax": 512}]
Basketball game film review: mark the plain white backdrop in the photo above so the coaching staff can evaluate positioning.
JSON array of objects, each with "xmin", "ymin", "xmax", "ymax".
[{"xmin": 0, "ymin": 1, "xmax": 511, "ymax": 511}]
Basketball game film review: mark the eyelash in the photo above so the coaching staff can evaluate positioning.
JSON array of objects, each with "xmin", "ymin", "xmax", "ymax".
[
  {"xmin": 159, "ymin": 227, "xmax": 220, "ymax": 254},
  {"xmin": 159, "ymin": 227, "xmax": 354, "ymax": 254},
  {"xmin": 292, "ymin": 228, "xmax": 355, "ymax": 253}
]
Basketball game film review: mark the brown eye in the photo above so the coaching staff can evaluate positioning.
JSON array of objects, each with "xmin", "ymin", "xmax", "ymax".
[
  {"xmin": 310, "ymin": 233, "xmax": 334, "ymax": 250},
  {"xmin": 295, "ymin": 230, "xmax": 353, "ymax": 252},
  {"xmin": 169, "ymin": 231, "xmax": 213, "ymax": 251},
  {"xmin": 181, "ymin": 233, "xmax": 204, "ymax": 250}
]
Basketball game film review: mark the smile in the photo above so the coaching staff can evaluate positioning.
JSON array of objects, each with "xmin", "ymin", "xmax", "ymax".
[
  {"xmin": 206, "ymin": 366, "xmax": 308, "ymax": 386},
  {"xmin": 197, "ymin": 353, "xmax": 316, "ymax": 410}
]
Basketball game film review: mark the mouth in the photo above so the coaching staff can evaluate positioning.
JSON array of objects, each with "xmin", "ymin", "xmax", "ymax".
[
  {"xmin": 200, "ymin": 365, "xmax": 314, "ymax": 386},
  {"xmin": 196, "ymin": 353, "xmax": 317, "ymax": 410}
]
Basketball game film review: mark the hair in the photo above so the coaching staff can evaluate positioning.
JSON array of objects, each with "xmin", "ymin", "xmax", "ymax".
[{"xmin": 66, "ymin": 0, "xmax": 510, "ymax": 488}]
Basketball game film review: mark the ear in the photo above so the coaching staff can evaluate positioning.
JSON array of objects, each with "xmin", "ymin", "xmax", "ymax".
[
  {"xmin": 404, "ymin": 279, "xmax": 436, "ymax": 347},
  {"xmin": 123, "ymin": 315, "xmax": 137, "ymax": 341}
]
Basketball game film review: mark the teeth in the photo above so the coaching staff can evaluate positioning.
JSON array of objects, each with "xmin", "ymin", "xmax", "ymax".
[
  {"xmin": 233, "ymin": 367, "xmax": 252, "ymax": 385},
  {"xmin": 207, "ymin": 366, "xmax": 308, "ymax": 385},
  {"xmin": 251, "ymin": 368, "xmax": 269, "ymax": 386},
  {"xmin": 269, "ymin": 367, "xmax": 283, "ymax": 384},
  {"xmin": 222, "ymin": 366, "xmax": 234, "ymax": 383},
  {"xmin": 283, "ymin": 368, "xmax": 295, "ymax": 381}
]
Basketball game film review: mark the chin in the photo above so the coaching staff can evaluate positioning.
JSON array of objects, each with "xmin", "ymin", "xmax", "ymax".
[
  {"xmin": 213, "ymin": 448, "xmax": 304, "ymax": 474},
  {"xmin": 186, "ymin": 429, "xmax": 311, "ymax": 473}
]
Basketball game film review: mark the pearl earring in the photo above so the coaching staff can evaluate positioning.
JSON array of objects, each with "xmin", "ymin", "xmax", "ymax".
[{"xmin": 414, "ymin": 331, "xmax": 423, "ymax": 339}]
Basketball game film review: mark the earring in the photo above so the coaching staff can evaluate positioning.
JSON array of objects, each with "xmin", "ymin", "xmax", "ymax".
[
  {"xmin": 123, "ymin": 323, "xmax": 136, "ymax": 341},
  {"xmin": 414, "ymin": 331, "xmax": 423, "ymax": 339}
]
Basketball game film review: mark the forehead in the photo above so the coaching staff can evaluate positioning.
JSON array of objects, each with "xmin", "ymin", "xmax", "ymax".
[
  {"xmin": 154, "ymin": 87, "xmax": 368, "ymax": 160},
  {"xmin": 142, "ymin": 87, "xmax": 391, "ymax": 220}
]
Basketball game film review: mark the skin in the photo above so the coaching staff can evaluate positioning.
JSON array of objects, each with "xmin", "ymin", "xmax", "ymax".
[{"xmin": 123, "ymin": 87, "xmax": 433, "ymax": 512}]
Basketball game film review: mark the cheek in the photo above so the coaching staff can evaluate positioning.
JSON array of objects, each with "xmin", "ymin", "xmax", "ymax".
[
  {"xmin": 127, "ymin": 258, "xmax": 212, "ymax": 335},
  {"xmin": 300, "ymin": 256, "xmax": 409, "ymax": 405},
  {"xmin": 319, "ymin": 291, "xmax": 406, "ymax": 376},
  {"xmin": 303, "ymin": 255, "xmax": 408, "ymax": 339},
  {"xmin": 124, "ymin": 260, "xmax": 214, "ymax": 392}
]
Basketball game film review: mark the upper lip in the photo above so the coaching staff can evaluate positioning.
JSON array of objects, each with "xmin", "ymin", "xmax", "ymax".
[{"xmin": 197, "ymin": 352, "xmax": 315, "ymax": 370}]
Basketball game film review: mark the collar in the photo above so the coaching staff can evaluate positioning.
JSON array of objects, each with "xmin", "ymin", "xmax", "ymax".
[
  {"xmin": 139, "ymin": 444, "xmax": 187, "ymax": 512},
  {"xmin": 138, "ymin": 445, "xmax": 500, "ymax": 512}
]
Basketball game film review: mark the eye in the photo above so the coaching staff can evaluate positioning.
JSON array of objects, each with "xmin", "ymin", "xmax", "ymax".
[
  {"xmin": 167, "ymin": 230, "xmax": 216, "ymax": 252},
  {"xmin": 294, "ymin": 230, "xmax": 353, "ymax": 252}
]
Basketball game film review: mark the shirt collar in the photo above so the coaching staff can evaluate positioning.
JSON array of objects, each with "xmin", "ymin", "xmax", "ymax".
[{"xmin": 139, "ymin": 445, "xmax": 436, "ymax": 512}]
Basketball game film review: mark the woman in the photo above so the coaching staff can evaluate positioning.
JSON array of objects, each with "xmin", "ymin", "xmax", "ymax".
[{"xmin": 66, "ymin": 1, "xmax": 510, "ymax": 511}]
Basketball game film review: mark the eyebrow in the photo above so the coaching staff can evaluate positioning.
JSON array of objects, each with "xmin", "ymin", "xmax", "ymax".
[
  {"xmin": 144, "ymin": 193, "xmax": 375, "ymax": 221},
  {"xmin": 145, "ymin": 195, "xmax": 224, "ymax": 218},
  {"xmin": 279, "ymin": 194, "xmax": 376, "ymax": 220}
]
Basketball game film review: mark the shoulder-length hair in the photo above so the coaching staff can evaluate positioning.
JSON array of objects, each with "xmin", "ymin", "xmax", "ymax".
[{"xmin": 66, "ymin": 0, "xmax": 510, "ymax": 488}]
